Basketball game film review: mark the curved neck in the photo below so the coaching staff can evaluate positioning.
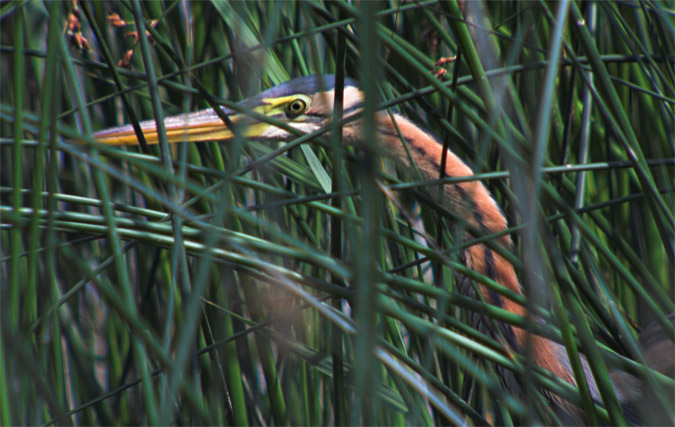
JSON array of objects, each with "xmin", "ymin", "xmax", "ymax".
[{"xmin": 376, "ymin": 112, "xmax": 585, "ymax": 412}]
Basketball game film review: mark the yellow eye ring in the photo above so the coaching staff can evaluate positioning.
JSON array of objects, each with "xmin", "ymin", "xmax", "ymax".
[{"xmin": 286, "ymin": 98, "xmax": 308, "ymax": 116}]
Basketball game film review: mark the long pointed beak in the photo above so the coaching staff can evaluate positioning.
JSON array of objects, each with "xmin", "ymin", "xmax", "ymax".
[{"xmin": 93, "ymin": 107, "xmax": 269, "ymax": 146}]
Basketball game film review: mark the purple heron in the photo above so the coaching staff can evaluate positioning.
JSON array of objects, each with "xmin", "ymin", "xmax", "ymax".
[{"xmin": 92, "ymin": 75, "xmax": 673, "ymax": 424}]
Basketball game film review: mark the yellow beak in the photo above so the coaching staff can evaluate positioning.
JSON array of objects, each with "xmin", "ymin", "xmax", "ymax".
[{"xmin": 92, "ymin": 95, "xmax": 302, "ymax": 146}]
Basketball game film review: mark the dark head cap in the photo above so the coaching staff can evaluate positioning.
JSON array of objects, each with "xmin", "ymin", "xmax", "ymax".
[{"xmin": 249, "ymin": 74, "xmax": 359, "ymax": 103}]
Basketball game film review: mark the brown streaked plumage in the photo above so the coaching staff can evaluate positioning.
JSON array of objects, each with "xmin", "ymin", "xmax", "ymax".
[{"xmin": 91, "ymin": 74, "xmax": 672, "ymax": 424}]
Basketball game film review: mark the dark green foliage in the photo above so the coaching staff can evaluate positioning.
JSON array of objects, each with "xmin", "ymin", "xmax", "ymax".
[{"xmin": 1, "ymin": 1, "xmax": 672, "ymax": 425}]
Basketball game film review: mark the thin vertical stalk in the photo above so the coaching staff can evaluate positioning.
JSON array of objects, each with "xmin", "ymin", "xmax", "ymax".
[
  {"xmin": 353, "ymin": 0, "xmax": 381, "ymax": 424},
  {"xmin": 521, "ymin": 2, "xmax": 569, "ymax": 422},
  {"xmin": 330, "ymin": 7, "xmax": 347, "ymax": 424},
  {"xmin": 9, "ymin": 0, "xmax": 24, "ymax": 330},
  {"xmin": 570, "ymin": 3, "xmax": 596, "ymax": 266}
]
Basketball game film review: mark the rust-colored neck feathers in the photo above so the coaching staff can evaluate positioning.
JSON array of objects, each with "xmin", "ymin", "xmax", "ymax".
[{"xmin": 376, "ymin": 112, "xmax": 579, "ymax": 395}]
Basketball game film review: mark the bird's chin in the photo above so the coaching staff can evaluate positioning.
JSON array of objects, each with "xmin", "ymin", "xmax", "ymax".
[
  {"xmin": 258, "ymin": 123, "xmax": 321, "ymax": 142},
  {"xmin": 258, "ymin": 128, "xmax": 295, "ymax": 142}
]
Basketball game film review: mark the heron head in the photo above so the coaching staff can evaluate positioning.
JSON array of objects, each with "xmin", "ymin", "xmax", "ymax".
[{"xmin": 93, "ymin": 74, "xmax": 364, "ymax": 146}]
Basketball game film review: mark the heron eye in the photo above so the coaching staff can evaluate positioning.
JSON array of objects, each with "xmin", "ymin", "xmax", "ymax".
[{"xmin": 286, "ymin": 98, "xmax": 308, "ymax": 116}]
